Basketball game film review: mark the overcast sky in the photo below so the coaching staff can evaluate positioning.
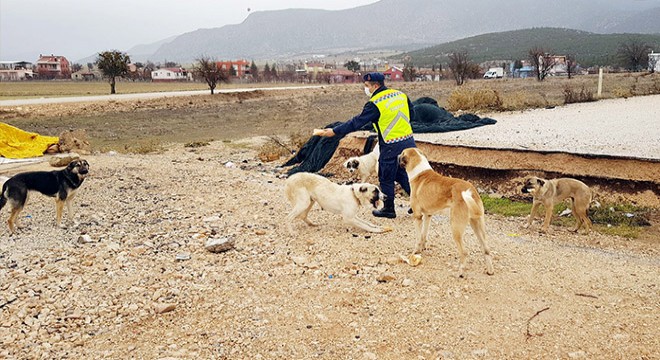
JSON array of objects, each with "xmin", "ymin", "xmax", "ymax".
[{"xmin": 1, "ymin": 0, "xmax": 379, "ymax": 62}]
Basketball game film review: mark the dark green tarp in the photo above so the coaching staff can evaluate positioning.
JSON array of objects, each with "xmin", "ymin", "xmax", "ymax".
[{"xmin": 284, "ymin": 98, "xmax": 496, "ymax": 175}]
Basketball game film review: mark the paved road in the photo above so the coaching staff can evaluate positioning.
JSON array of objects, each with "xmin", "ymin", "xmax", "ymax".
[{"xmin": 0, "ymin": 85, "xmax": 323, "ymax": 107}]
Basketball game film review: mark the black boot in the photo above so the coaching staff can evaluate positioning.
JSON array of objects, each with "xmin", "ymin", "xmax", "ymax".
[{"xmin": 373, "ymin": 199, "xmax": 396, "ymax": 219}]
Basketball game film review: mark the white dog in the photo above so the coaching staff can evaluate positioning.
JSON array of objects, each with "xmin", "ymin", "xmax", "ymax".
[
  {"xmin": 343, "ymin": 144, "xmax": 379, "ymax": 182},
  {"xmin": 284, "ymin": 172, "xmax": 385, "ymax": 234}
]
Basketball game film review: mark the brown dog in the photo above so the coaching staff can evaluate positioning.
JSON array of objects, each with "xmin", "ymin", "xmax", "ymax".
[
  {"xmin": 398, "ymin": 148, "xmax": 494, "ymax": 277},
  {"xmin": 522, "ymin": 176, "xmax": 593, "ymax": 233}
]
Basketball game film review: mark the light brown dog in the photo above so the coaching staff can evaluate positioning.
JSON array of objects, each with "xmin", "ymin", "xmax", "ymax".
[
  {"xmin": 522, "ymin": 176, "xmax": 593, "ymax": 233},
  {"xmin": 398, "ymin": 148, "xmax": 494, "ymax": 277}
]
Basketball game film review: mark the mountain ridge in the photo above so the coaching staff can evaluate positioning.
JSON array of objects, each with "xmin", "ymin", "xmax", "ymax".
[{"xmin": 93, "ymin": 0, "xmax": 660, "ymax": 63}]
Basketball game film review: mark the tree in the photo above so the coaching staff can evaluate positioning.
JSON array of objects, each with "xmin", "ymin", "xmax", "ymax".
[
  {"xmin": 565, "ymin": 54, "xmax": 578, "ymax": 79},
  {"xmin": 96, "ymin": 50, "xmax": 130, "ymax": 94},
  {"xmin": 193, "ymin": 56, "xmax": 229, "ymax": 94},
  {"xmin": 270, "ymin": 63, "xmax": 278, "ymax": 80},
  {"xmin": 617, "ymin": 38, "xmax": 652, "ymax": 72},
  {"xmin": 447, "ymin": 50, "xmax": 472, "ymax": 85},
  {"xmin": 513, "ymin": 59, "xmax": 523, "ymax": 71},
  {"xmin": 528, "ymin": 47, "xmax": 555, "ymax": 81},
  {"xmin": 71, "ymin": 63, "xmax": 83, "ymax": 73},
  {"xmin": 263, "ymin": 63, "xmax": 272, "ymax": 82},
  {"xmin": 249, "ymin": 61, "xmax": 259, "ymax": 82},
  {"xmin": 344, "ymin": 60, "xmax": 360, "ymax": 73},
  {"xmin": 164, "ymin": 61, "xmax": 178, "ymax": 68},
  {"xmin": 402, "ymin": 55, "xmax": 416, "ymax": 82}
]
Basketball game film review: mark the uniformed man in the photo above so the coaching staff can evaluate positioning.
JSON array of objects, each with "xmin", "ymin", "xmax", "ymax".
[{"xmin": 315, "ymin": 72, "xmax": 416, "ymax": 218}]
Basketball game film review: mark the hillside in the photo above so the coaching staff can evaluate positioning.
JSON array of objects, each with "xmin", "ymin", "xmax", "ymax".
[
  {"xmin": 142, "ymin": 0, "xmax": 660, "ymax": 63},
  {"xmin": 397, "ymin": 28, "xmax": 660, "ymax": 67}
]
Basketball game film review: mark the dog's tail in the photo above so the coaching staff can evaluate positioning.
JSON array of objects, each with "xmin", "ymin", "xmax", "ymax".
[{"xmin": 461, "ymin": 189, "xmax": 483, "ymax": 218}]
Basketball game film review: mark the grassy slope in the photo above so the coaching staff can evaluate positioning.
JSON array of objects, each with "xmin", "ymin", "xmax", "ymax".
[{"xmin": 398, "ymin": 28, "xmax": 660, "ymax": 67}]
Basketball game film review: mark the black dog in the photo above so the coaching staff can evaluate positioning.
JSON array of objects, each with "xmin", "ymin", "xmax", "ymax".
[{"xmin": 0, "ymin": 159, "xmax": 89, "ymax": 234}]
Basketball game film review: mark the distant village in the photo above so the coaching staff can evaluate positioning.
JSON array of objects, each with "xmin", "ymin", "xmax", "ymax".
[{"xmin": 2, "ymin": 52, "xmax": 660, "ymax": 83}]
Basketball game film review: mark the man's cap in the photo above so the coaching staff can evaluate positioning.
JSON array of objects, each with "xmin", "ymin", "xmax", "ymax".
[{"xmin": 363, "ymin": 72, "xmax": 385, "ymax": 82}]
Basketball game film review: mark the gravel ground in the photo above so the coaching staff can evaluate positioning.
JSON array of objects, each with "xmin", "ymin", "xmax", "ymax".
[
  {"xmin": 415, "ymin": 94, "xmax": 660, "ymax": 160},
  {"xmin": 0, "ymin": 140, "xmax": 658, "ymax": 359}
]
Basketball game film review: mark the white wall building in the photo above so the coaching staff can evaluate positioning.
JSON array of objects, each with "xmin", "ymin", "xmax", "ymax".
[
  {"xmin": 151, "ymin": 67, "xmax": 190, "ymax": 82},
  {"xmin": 649, "ymin": 52, "xmax": 660, "ymax": 72},
  {"xmin": 0, "ymin": 61, "xmax": 34, "ymax": 81}
]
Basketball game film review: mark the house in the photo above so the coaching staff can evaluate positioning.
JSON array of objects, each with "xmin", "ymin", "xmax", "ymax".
[
  {"xmin": 35, "ymin": 54, "xmax": 71, "ymax": 79},
  {"xmin": 151, "ymin": 67, "xmax": 190, "ymax": 82},
  {"xmin": 383, "ymin": 66, "xmax": 404, "ymax": 81},
  {"xmin": 547, "ymin": 55, "xmax": 568, "ymax": 76},
  {"xmin": 217, "ymin": 60, "xmax": 250, "ymax": 78},
  {"xmin": 0, "ymin": 61, "xmax": 34, "ymax": 81},
  {"xmin": 513, "ymin": 66, "xmax": 535, "ymax": 78},
  {"xmin": 71, "ymin": 69, "xmax": 100, "ymax": 81},
  {"xmin": 329, "ymin": 69, "xmax": 360, "ymax": 84},
  {"xmin": 649, "ymin": 52, "xmax": 660, "ymax": 72}
]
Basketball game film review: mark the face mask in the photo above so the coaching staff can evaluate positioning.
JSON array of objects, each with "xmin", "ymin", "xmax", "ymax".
[{"xmin": 364, "ymin": 87, "xmax": 372, "ymax": 97}]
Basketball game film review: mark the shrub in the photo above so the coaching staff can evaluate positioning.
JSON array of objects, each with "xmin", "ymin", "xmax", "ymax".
[
  {"xmin": 563, "ymin": 85, "xmax": 596, "ymax": 104},
  {"xmin": 500, "ymin": 91, "xmax": 549, "ymax": 111},
  {"xmin": 447, "ymin": 87, "xmax": 503, "ymax": 112},
  {"xmin": 612, "ymin": 87, "xmax": 633, "ymax": 99}
]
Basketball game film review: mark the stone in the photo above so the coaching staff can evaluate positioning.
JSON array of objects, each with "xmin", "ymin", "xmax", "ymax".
[
  {"xmin": 77, "ymin": 235, "xmax": 94, "ymax": 244},
  {"xmin": 49, "ymin": 153, "xmax": 80, "ymax": 167},
  {"xmin": 175, "ymin": 253, "xmax": 191, "ymax": 261},
  {"xmin": 154, "ymin": 303, "xmax": 176, "ymax": 314},
  {"xmin": 205, "ymin": 237, "xmax": 235, "ymax": 253},
  {"xmin": 376, "ymin": 273, "xmax": 396, "ymax": 282}
]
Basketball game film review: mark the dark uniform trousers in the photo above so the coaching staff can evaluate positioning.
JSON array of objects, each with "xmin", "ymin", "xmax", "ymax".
[{"xmin": 377, "ymin": 137, "xmax": 416, "ymax": 202}]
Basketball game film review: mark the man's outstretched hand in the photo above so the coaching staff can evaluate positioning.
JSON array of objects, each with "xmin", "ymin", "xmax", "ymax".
[{"xmin": 313, "ymin": 128, "xmax": 335, "ymax": 137}]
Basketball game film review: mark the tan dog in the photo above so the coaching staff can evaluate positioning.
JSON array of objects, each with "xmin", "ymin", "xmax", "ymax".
[
  {"xmin": 284, "ymin": 172, "xmax": 385, "ymax": 234},
  {"xmin": 398, "ymin": 148, "xmax": 494, "ymax": 277},
  {"xmin": 522, "ymin": 176, "xmax": 593, "ymax": 233}
]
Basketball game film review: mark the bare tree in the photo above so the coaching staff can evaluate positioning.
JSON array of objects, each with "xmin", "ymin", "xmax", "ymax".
[
  {"xmin": 71, "ymin": 63, "xmax": 83, "ymax": 73},
  {"xmin": 617, "ymin": 38, "xmax": 652, "ymax": 71},
  {"xmin": 193, "ymin": 56, "xmax": 229, "ymax": 95},
  {"xmin": 565, "ymin": 54, "xmax": 578, "ymax": 79},
  {"xmin": 528, "ymin": 47, "xmax": 556, "ymax": 81},
  {"xmin": 447, "ymin": 50, "xmax": 472, "ymax": 85}
]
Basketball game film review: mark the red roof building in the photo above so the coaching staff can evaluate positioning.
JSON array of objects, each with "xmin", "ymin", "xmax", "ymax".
[
  {"xmin": 383, "ymin": 66, "xmax": 404, "ymax": 81},
  {"xmin": 36, "ymin": 54, "xmax": 70, "ymax": 79},
  {"xmin": 216, "ymin": 60, "xmax": 250, "ymax": 77}
]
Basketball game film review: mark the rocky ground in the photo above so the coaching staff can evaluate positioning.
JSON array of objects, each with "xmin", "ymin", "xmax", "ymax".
[{"xmin": 0, "ymin": 139, "xmax": 657, "ymax": 360}]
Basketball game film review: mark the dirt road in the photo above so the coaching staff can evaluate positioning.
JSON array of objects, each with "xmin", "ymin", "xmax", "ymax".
[
  {"xmin": 0, "ymin": 140, "xmax": 658, "ymax": 359},
  {"xmin": 416, "ymin": 94, "xmax": 660, "ymax": 160}
]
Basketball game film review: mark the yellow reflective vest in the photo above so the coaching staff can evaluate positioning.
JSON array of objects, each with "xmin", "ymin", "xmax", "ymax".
[{"xmin": 370, "ymin": 89, "xmax": 413, "ymax": 143}]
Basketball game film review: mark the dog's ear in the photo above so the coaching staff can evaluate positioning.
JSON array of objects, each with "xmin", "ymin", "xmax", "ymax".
[{"xmin": 398, "ymin": 155, "xmax": 407, "ymax": 168}]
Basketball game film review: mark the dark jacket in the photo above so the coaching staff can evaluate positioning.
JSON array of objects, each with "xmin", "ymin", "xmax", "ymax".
[{"xmin": 332, "ymin": 86, "xmax": 415, "ymax": 146}]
